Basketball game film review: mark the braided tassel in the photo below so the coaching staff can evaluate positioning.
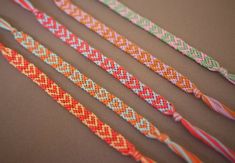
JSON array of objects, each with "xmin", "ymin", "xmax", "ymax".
[
  {"xmin": 0, "ymin": 18, "xmax": 16, "ymax": 32},
  {"xmin": 13, "ymin": 1, "xmax": 235, "ymax": 161},
  {"xmin": 192, "ymin": 89, "xmax": 235, "ymax": 120},
  {"xmin": 172, "ymin": 112, "xmax": 235, "ymax": 162},
  {"xmin": 52, "ymin": 0, "xmax": 235, "ymax": 121},
  {"xmin": 98, "ymin": 0, "xmax": 235, "ymax": 85},
  {"xmin": 201, "ymin": 95, "xmax": 235, "ymax": 120},
  {"xmin": 180, "ymin": 119, "xmax": 235, "ymax": 162},
  {"xmin": 0, "ymin": 43, "xmax": 155, "ymax": 163},
  {"xmin": 14, "ymin": 0, "xmax": 39, "ymax": 13},
  {"xmin": 0, "ymin": 18, "xmax": 201, "ymax": 163}
]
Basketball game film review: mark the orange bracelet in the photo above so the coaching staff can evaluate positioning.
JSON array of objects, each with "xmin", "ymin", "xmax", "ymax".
[{"xmin": 0, "ymin": 43, "xmax": 155, "ymax": 163}]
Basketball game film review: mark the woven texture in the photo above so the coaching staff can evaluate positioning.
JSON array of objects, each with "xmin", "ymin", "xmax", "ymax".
[
  {"xmin": 13, "ymin": 0, "xmax": 235, "ymax": 162},
  {"xmin": 52, "ymin": 0, "xmax": 235, "ymax": 121},
  {"xmin": 0, "ymin": 43, "xmax": 155, "ymax": 163},
  {"xmin": 98, "ymin": 0, "xmax": 235, "ymax": 85},
  {"xmin": 0, "ymin": 17, "xmax": 201, "ymax": 163}
]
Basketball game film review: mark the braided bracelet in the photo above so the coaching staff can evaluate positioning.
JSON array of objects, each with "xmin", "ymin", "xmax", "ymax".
[
  {"xmin": 15, "ymin": 0, "xmax": 235, "ymax": 121},
  {"xmin": 98, "ymin": 0, "xmax": 235, "ymax": 85},
  {"xmin": 52, "ymin": 0, "xmax": 235, "ymax": 121},
  {"xmin": 0, "ymin": 43, "xmax": 155, "ymax": 163},
  {"xmin": 13, "ymin": 1, "xmax": 235, "ymax": 161},
  {"xmin": 0, "ymin": 18, "xmax": 201, "ymax": 163}
]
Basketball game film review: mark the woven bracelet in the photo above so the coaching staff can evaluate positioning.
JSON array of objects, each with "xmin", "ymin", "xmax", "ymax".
[
  {"xmin": 13, "ymin": 0, "xmax": 235, "ymax": 162},
  {"xmin": 0, "ymin": 18, "xmax": 201, "ymax": 163},
  {"xmin": 53, "ymin": 0, "xmax": 235, "ymax": 121},
  {"xmin": 0, "ymin": 43, "xmax": 155, "ymax": 163},
  {"xmin": 98, "ymin": 0, "xmax": 235, "ymax": 85}
]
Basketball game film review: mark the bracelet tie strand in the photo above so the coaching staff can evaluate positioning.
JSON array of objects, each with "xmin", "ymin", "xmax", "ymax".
[
  {"xmin": 98, "ymin": 0, "xmax": 235, "ymax": 85},
  {"xmin": 0, "ymin": 43, "xmax": 155, "ymax": 163},
  {"xmin": 52, "ymin": 0, "xmax": 235, "ymax": 121},
  {"xmin": 0, "ymin": 18, "xmax": 201, "ymax": 163},
  {"xmin": 13, "ymin": 0, "xmax": 235, "ymax": 161}
]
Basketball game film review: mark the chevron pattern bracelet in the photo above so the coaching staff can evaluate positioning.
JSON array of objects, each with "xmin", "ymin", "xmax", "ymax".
[
  {"xmin": 0, "ymin": 43, "xmax": 155, "ymax": 163},
  {"xmin": 52, "ymin": 0, "xmax": 235, "ymax": 121},
  {"xmin": 0, "ymin": 18, "xmax": 202, "ymax": 163},
  {"xmin": 13, "ymin": 0, "xmax": 235, "ymax": 161},
  {"xmin": 13, "ymin": 0, "xmax": 235, "ymax": 120},
  {"xmin": 98, "ymin": 0, "xmax": 235, "ymax": 85}
]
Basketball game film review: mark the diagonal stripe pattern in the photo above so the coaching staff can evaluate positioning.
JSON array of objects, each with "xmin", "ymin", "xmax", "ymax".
[{"xmin": 0, "ymin": 43, "xmax": 155, "ymax": 163}]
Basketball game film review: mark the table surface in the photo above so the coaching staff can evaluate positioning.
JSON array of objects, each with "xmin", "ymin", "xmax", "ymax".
[{"xmin": 0, "ymin": 0, "xmax": 234, "ymax": 162}]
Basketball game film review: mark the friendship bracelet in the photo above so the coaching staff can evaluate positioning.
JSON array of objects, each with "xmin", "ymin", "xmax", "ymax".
[
  {"xmin": 53, "ymin": 0, "xmax": 235, "ymax": 121},
  {"xmin": 0, "ymin": 43, "xmax": 155, "ymax": 163},
  {"xmin": 98, "ymin": 0, "xmax": 235, "ymax": 85},
  {"xmin": 0, "ymin": 18, "xmax": 201, "ymax": 163},
  {"xmin": 13, "ymin": 1, "xmax": 235, "ymax": 161}
]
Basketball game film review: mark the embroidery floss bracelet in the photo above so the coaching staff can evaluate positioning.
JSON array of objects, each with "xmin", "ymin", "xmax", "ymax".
[
  {"xmin": 0, "ymin": 18, "xmax": 201, "ymax": 163},
  {"xmin": 13, "ymin": 1, "xmax": 235, "ymax": 120},
  {"xmin": 13, "ymin": 1, "xmax": 235, "ymax": 161},
  {"xmin": 98, "ymin": 0, "xmax": 235, "ymax": 85},
  {"xmin": 53, "ymin": 0, "xmax": 235, "ymax": 121},
  {"xmin": 0, "ymin": 43, "xmax": 155, "ymax": 163}
]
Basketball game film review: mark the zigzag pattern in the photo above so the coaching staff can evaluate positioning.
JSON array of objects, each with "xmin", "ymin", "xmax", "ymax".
[
  {"xmin": 10, "ymin": 29, "xmax": 201, "ymax": 163},
  {"xmin": 0, "ymin": 44, "xmax": 154, "ymax": 162},
  {"xmin": 14, "ymin": 31, "xmax": 163, "ymax": 139},
  {"xmin": 55, "ymin": 0, "xmax": 196, "ymax": 94},
  {"xmin": 98, "ymin": 0, "xmax": 235, "ymax": 84},
  {"xmin": 99, "ymin": 0, "xmax": 220, "ymax": 70},
  {"xmin": 11, "ymin": 1, "xmax": 235, "ymax": 161},
  {"xmin": 54, "ymin": 0, "xmax": 235, "ymax": 121},
  {"xmin": 35, "ymin": 11, "xmax": 177, "ymax": 115}
]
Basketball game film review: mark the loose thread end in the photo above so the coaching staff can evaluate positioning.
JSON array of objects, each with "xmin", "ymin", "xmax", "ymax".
[
  {"xmin": 170, "ymin": 113, "xmax": 202, "ymax": 163},
  {"xmin": 201, "ymin": 94, "xmax": 235, "ymax": 120},
  {"xmin": 0, "ymin": 18, "xmax": 16, "ymax": 32},
  {"xmin": 180, "ymin": 118, "xmax": 235, "ymax": 162},
  {"xmin": 14, "ymin": 0, "xmax": 38, "ymax": 13},
  {"xmin": 162, "ymin": 137, "xmax": 202, "ymax": 163}
]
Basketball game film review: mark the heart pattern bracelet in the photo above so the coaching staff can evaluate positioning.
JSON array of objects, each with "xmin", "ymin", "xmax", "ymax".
[{"xmin": 0, "ymin": 43, "xmax": 155, "ymax": 163}]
